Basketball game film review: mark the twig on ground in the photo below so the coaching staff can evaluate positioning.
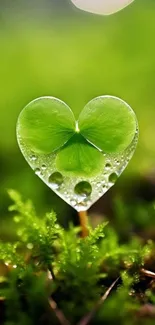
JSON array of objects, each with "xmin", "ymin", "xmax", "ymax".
[
  {"xmin": 77, "ymin": 277, "xmax": 119, "ymax": 325},
  {"xmin": 49, "ymin": 298, "xmax": 71, "ymax": 325},
  {"xmin": 141, "ymin": 268, "xmax": 155, "ymax": 279}
]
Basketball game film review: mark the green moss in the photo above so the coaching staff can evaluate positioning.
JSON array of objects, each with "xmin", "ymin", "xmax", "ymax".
[{"xmin": 0, "ymin": 191, "xmax": 154, "ymax": 325}]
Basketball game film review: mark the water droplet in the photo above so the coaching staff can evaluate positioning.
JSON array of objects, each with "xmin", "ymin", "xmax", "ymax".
[
  {"xmin": 35, "ymin": 168, "xmax": 41, "ymax": 175},
  {"xmin": 75, "ymin": 201, "xmax": 87, "ymax": 211},
  {"xmin": 105, "ymin": 163, "xmax": 111, "ymax": 170},
  {"xmin": 70, "ymin": 199, "xmax": 76, "ymax": 205},
  {"xmin": 109, "ymin": 173, "xmax": 118, "ymax": 184},
  {"xmin": 30, "ymin": 154, "xmax": 37, "ymax": 161},
  {"xmin": 74, "ymin": 181, "xmax": 92, "ymax": 198},
  {"xmin": 48, "ymin": 172, "xmax": 63, "ymax": 189},
  {"xmin": 41, "ymin": 164, "xmax": 46, "ymax": 170}
]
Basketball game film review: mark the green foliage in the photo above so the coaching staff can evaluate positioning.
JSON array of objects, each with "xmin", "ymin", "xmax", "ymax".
[
  {"xmin": 55, "ymin": 223, "xmax": 107, "ymax": 320},
  {"xmin": 56, "ymin": 133, "xmax": 104, "ymax": 177},
  {"xmin": 100, "ymin": 226, "xmax": 153, "ymax": 272},
  {"xmin": 8, "ymin": 189, "xmax": 60, "ymax": 273},
  {"xmin": 0, "ymin": 242, "xmax": 24, "ymax": 269},
  {"xmin": 78, "ymin": 96, "xmax": 137, "ymax": 154},
  {"xmin": 0, "ymin": 191, "xmax": 155, "ymax": 324},
  {"xmin": 95, "ymin": 271, "xmax": 139, "ymax": 325},
  {"xmin": 17, "ymin": 95, "xmax": 137, "ymax": 178},
  {"xmin": 17, "ymin": 97, "xmax": 75, "ymax": 154}
]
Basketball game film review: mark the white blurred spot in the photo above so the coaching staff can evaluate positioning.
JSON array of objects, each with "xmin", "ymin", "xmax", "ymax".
[{"xmin": 71, "ymin": 0, "xmax": 134, "ymax": 15}]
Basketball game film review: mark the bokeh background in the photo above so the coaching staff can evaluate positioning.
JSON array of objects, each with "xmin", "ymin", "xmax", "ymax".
[{"xmin": 1, "ymin": 0, "xmax": 155, "ymax": 237}]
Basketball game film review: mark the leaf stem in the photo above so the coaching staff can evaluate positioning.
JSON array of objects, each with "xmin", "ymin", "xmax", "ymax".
[
  {"xmin": 48, "ymin": 263, "xmax": 55, "ymax": 280},
  {"xmin": 78, "ymin": 211, "xmax": 89, "ymax": 238}
]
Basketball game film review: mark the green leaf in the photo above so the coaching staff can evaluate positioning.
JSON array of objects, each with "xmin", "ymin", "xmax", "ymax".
[
  {"xmin": 17, "ymin": 97, "xmax": 76, "ymax": 154},
  {"xmin": 56, "ymin": 133, "xmax": 105, "ymax": 177},
  {"xmin": 78, "ymin": 96, "xmax": 137, "ymax": 154}
]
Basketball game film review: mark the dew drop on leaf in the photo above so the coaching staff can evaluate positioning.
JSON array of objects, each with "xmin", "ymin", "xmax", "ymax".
[
  {"xmin": 48, "ymin": 172, "xmax": 63, "ymax": 189},
  {"xmin": 105, "ymin": 163, "xmax": 111, "ymax": 170},
  {"xmin": 109, "ymin": 173, "xmax": 118, "ymax": 184},
  {"xmin": 74, "ymin": 181, "xmax": 92, "ymax": 198},
  {"xmin": 30, "ymin": 154, "xmax": 37, "ymax": 161},
  {"xmin": 116, "ymin": 160, "xmax": 120, "ymax": 166},
  {"xmin": 35, "ymin": 168, "xmax": 41, "ymax": 176},
  {"xmin": 41, "ymin": 164, "xmax": 47, "ymax": 170},
  {"xmin": 71, "ymin": 199, "xmax": 76, "ymax": 205}
]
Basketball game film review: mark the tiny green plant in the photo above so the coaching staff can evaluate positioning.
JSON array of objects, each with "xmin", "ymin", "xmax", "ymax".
[
  {"xmin": 17, "ymin": 95, "xmax": 138, "ymax": 236},
  {"xmin": 17, "ymin": 95, "xmax": 138, "ymax": 211}
]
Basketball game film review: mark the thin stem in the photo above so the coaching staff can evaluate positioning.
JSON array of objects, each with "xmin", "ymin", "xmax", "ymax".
[
  {"xmin": 77, "ymin": 277, "xmax": 119, "ymax": 325},
  {"xmin": 47, "ymin": 263, "xmax": 55, "ymax": 280},
  {"xmin": 49, "ymin": 298, "xmax": 71, "ymax": 325},
  {"xmin": 78, "ymin": 211, "xmax": 89, "ymax": 238},
  {"xmin": 141, "ymin": 268, "xmax": 155, "ymax": 279}
]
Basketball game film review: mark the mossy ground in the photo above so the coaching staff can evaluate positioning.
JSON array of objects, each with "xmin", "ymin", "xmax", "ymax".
[{"xmin": 0, "ymin": 190, "xmax": 155, "ymax": 325}]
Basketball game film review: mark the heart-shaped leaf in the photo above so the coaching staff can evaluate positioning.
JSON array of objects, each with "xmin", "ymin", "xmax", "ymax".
[
  {"xmin": 17, "ymin": 95, "xmax": 138, "ymax": 211},
  {"xmin": 71, "ymin": 0, "xmax": 134, "ymax": 15},
  {"xmin": 17, "ymin": 97, "xmax": 75, "ymax": 154},
  {"xmin": 78, "ymin": 96, "xmax": 137, "ymax": 154}
]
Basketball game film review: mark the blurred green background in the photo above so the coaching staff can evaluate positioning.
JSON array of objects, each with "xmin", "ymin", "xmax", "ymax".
[{"xmin": 1, "ymin": 0, "xmax": 155, "ymax": 235}]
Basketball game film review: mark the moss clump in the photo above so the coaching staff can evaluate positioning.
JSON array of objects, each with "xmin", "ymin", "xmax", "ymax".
[{"xmin": 0, "ymin": 190, "xmax": 155, "ymax": 325}]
